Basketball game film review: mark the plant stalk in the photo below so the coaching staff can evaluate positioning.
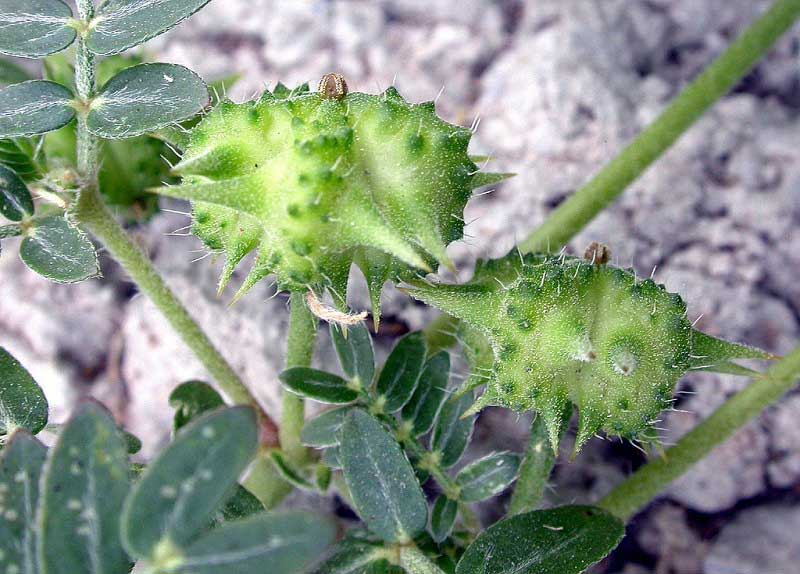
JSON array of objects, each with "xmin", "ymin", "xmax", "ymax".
[
  {"xmin": 281, "ymin": 292, "xmax": 318, "ymax": 462},
  {"xmin": 518, "ymin": 0, "xmax": 800, "ymax": 254},
  {"xmin": 598, "ymin": 344, "xmax": 800, "ymax": 521}
]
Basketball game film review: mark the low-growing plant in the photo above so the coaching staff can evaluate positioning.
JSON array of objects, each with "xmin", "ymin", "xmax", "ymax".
[{"xmin": 1, "ymin": 1, "xmax": 799, "ymax": 573}]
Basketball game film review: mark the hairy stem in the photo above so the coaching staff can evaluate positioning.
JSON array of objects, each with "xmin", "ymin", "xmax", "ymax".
[
  {"xmin": 518, "ymin": 0, "xmax": 800, "ymax": 254},
  {"xmin": 507, "ymin": 413, "xmax": 561, "ymax": 516},
  {"xmin": 598, "ymin": 344, "xmax": 800, "ymax": 521},
  {"xmin": 281, "ymin": 292, "xmax": 318, "ymax": 462}
]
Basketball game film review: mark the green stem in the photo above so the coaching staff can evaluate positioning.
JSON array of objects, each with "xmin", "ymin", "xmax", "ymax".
[
  {"xmin": 281, "ymin": 292, "xmax": 318, "ymax": 462},
  {"xmin": 598, "ymin": 344, "xmax": 800, "ymax": 521},
  {"xmin": 507, "ymin": 413, "xmax": 561, "ymax": 516},
  {"xmin": 518, "ymin": 0, "xmax": 800, "ymax": 254},
  {"xmin": 75, "ymin": 187, "xmax": 266, "ymax": 413}
]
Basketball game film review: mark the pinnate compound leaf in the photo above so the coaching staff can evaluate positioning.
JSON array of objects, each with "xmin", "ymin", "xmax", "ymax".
[
  {"xmin": 0, "ymin": 347, "xmax": 48, "ymax": 435},
  {"xmin": 430, "ymin": 495, "xmax": 457, "ymax": 543},
  {"xmin": 87, "ymin": 0, "xmax": 213, "ymax": 56},
  {"xmin": 280, "ymin": 368, "xmax": 359, "ymax": 404},
  {"xmin": 175, "ymin": 511, "xmax": 334, "ymax": 574},
  {"xmin": 301, "ymin": 406, "xmax": 352, "ymax": 448},
  {"xmin": 20, "ymin": 215, "xmax": 99, "ymax": 283},
  {"xmin": 168, "ymin": 380, "xmax": 224, "ymax": 432},
  {"xmin": 0, "ymin": 0, "xmax": 77, "ymax": 58},
  {"xmin": 0, "ymin": 163, "xmax": 33, "ymax": 221},
  {"xmin": 87, "ymin": 63, "xmax": 209, "ymax": 139},
  {"xmin": 455, "ymin": 505, "xmax": 625, "ymax": 574},
  {"xmin": 0, "ymin": 431, "xmax": 47, "ymax": 573},
  {"xmin": 121, "ymin": 406, "xmax": 258, "ymax": 560},
  {"xmin": 331, "ymin": 323, "xmax": 375, "ymax": 388},
  {"xmin": 0, "ymin": 80, "xmax": 74, "ymax": 138},
  {"xmin": 455, "ymin": 452, "xmax": 520, "ymax": 503},
  {"xmin": 38, "ymin": 402, "xmax": 131, "ymax": 574},
  {"xmin": 339, "ymin": 410, "xmax": 427, "ymax": 543},
  {"xmin": 376, "ymin": 332, "xmax": 427, "ymax": 412},
  {"xmin": 401, "ymin": 351, "xmax": 449, "ymax": 436},
  {"xmin": 431, "ymin": 391, "xmax": 475, "ymax": 468}
]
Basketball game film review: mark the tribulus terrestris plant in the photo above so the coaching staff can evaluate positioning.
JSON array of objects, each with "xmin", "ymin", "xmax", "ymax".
[{"xmin": 1, "ymin": 1, "xmax": 799, "ymax": 573}]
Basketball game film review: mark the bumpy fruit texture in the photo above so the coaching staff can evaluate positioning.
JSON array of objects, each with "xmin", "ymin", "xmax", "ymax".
[
  {"xmin": 152, "ymin": 81, "xmax": 507, "ymax": 322},
  {"xmin": 407, "ymin": 251, "xmax": 774, "ymax": 453}
]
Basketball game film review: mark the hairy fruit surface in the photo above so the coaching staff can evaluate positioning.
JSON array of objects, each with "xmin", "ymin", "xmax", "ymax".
[
  {"xmin": 407, "ymin": 251, "xmax": 773, "ymax": 453},
  {"xmin": 153, "ymin": 80, "xmax": 506, "ymax": 321}
]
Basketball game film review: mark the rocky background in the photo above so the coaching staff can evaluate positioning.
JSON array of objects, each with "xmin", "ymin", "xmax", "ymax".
[{"xmin": 2, "ymin": 1, "xmax": 800, "ymax": 572}]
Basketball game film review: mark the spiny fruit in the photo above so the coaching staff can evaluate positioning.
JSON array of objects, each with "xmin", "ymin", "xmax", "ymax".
[
  {"xmin": 152, "ymin": 75, "xmax": 508, "ymax": 324},
  {"xmin": 406, "ymin": 249, "xmax": 774, "ymax": 453}
]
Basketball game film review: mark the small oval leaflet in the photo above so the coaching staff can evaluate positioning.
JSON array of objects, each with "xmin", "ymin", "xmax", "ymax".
[
  {"xmin": 0, "ymin": 0, "xmax": 77, "ymax": 58},
  {"xmin": 38, "ymin": 402, "xmax": 131, "ymax": 574},
  {"xmin": 20, "ymin": 215, "xmax": 99, "ymax": 283},
  {"xmin": 375, "ymin": 332, "xmax": 427, "ymax": 413},
  {"xmin": 339, "ymin": 410, "xmax": 428, "ymax": 543},
  {"xmin": 173, "ymin": 511, "xmax": 335, "ymax": 574},
  {"xmin": 455, "ymin": 505, "xmax": 625, "ymax": 574},
  {"xmin": 0, "ymin": 431, "xmax": 47, "ymax": 574},
  {"xmin": 0, "ymin": 347, "xmax": 48, "ymax": 435},
  {"xmin": 401, "ymin": 351, "xmax": 450, "ymax": 436},
  {"xmin": 121, "ymin": 406, "xmax": 258, "ymax": 560},
  {"xmin": 168, "ymin": 379, "xmax": 224, "ymax": 431},
  {"xmin": 87, "ymin": 0, "xmax": 213, "ymax": 56},
  {"xmin": 301, "ymin": 406, "xmax": 352, "ymax": 447},
  {"xmin": 87, "ymin": 63, "xmax": 209, "ymax": 139},
  {"xmin": 455, "ymin": 452, "xmax": 521, "ymax": 503},
  {"xmin": 0, "ymin": 163, "xmax": 34, "ymax": 221},
  {"xmin": 331, "ymin": 323, "xmax": 375, "ymax": 388},
  {"xmin": 0, "ymin": 80, "xmax": 75, "ymax": 138},
  {"xmin": 280, "ymin": 367, "xmax": 359, "ymax": 404},
  {"xmin": 430, "ymin": 495, "xmax": 458, "ymax": 543},
  {"xmin": 431, "ymin": 389, "xmax": 476, "ymax": 468}
]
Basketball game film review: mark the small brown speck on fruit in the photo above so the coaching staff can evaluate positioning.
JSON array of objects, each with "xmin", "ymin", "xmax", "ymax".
[
  {"xmin": 318, "ymin": 73, "xmax": 348, "ymax": 100},
  {"xmin": 584, "ymin": 241, "xmax": 611, "ymax": 265}
]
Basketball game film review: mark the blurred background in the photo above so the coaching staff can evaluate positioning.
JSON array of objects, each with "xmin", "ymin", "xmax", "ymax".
[{"xmin": 1, "ymin": 1, "xmax": 800, "ymax": 572}]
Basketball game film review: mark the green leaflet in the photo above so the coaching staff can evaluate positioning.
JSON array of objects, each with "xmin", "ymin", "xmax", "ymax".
[
  {"xmin": 331, "ymin": 323, "xmax": 375, "ymax": 388},
  {"xmin": 0, "ymin": 58, "xmax": 34, "ymax": 87},
  {"xmin": 19, "ymin": 216, "xmax": 99, "ymax": 283},
  {"xmin": 339, "ymin": 410, "xmax": 427, "ymax": 543},
  {"xmin": 375, "ymin": 332, "xmax": 427, "ymax": 413},
  {"xmin": 0, "ymin": 347, "xmax": 48, "ymax": 436},
  {"xmin": 0, "ymin": 80, "xmax": 74, "ymax": 138},
  {"xmin": 168, "ymin": 380, "xmax": 225, "ymax": 432},
  {"xmin": 121, "ymin": 407, "xmax": 258, "ymax": 561},
  {"xmin": 0, "ymin": 431, "xmax": 47, "ymax": 574},
  {"xmin": 455, "ymin": 452, "xmax": 520, "ymax": 503},
  {"xmin": 87, "ymin": 63, "xmax": 209, "ymax": 139},
  {"xmin": 167, "ymin": 511, "xmax": 335, "ymax": 574},
  {"xmin": 455, "ymin": 506, "xmax": 624, "ymax": 574},
  {"xmin": 0, "ymin": 163, "xmax": 34, "ymax": 221},
  {"xmin": 87, "ymin": 0, "xmax": 213, "ymax": 56},
  {"xmin": 38, "ymin": 402, "xmax": 131, "ymax": 574},
  {"xmin": 401, "ymin": 351, "xmax": 450, "ymax": 437},
  {"xmin": 280, "ymin": 368, "xmax": 360, "ymax": 404},
  {"xmin": 431, "ymin": 391, "xmax": 476, "ymax": 469},
  {"xmin": 301, "ymin": 406, "xmax": 352, "ymax": 448},
  {"xmin": 430, "ymin": 495, "xmax": 458, "ymax": 543},
  {"xmin": 0, "ymin": 0, "xmax": 77, "ymax": 58}
]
